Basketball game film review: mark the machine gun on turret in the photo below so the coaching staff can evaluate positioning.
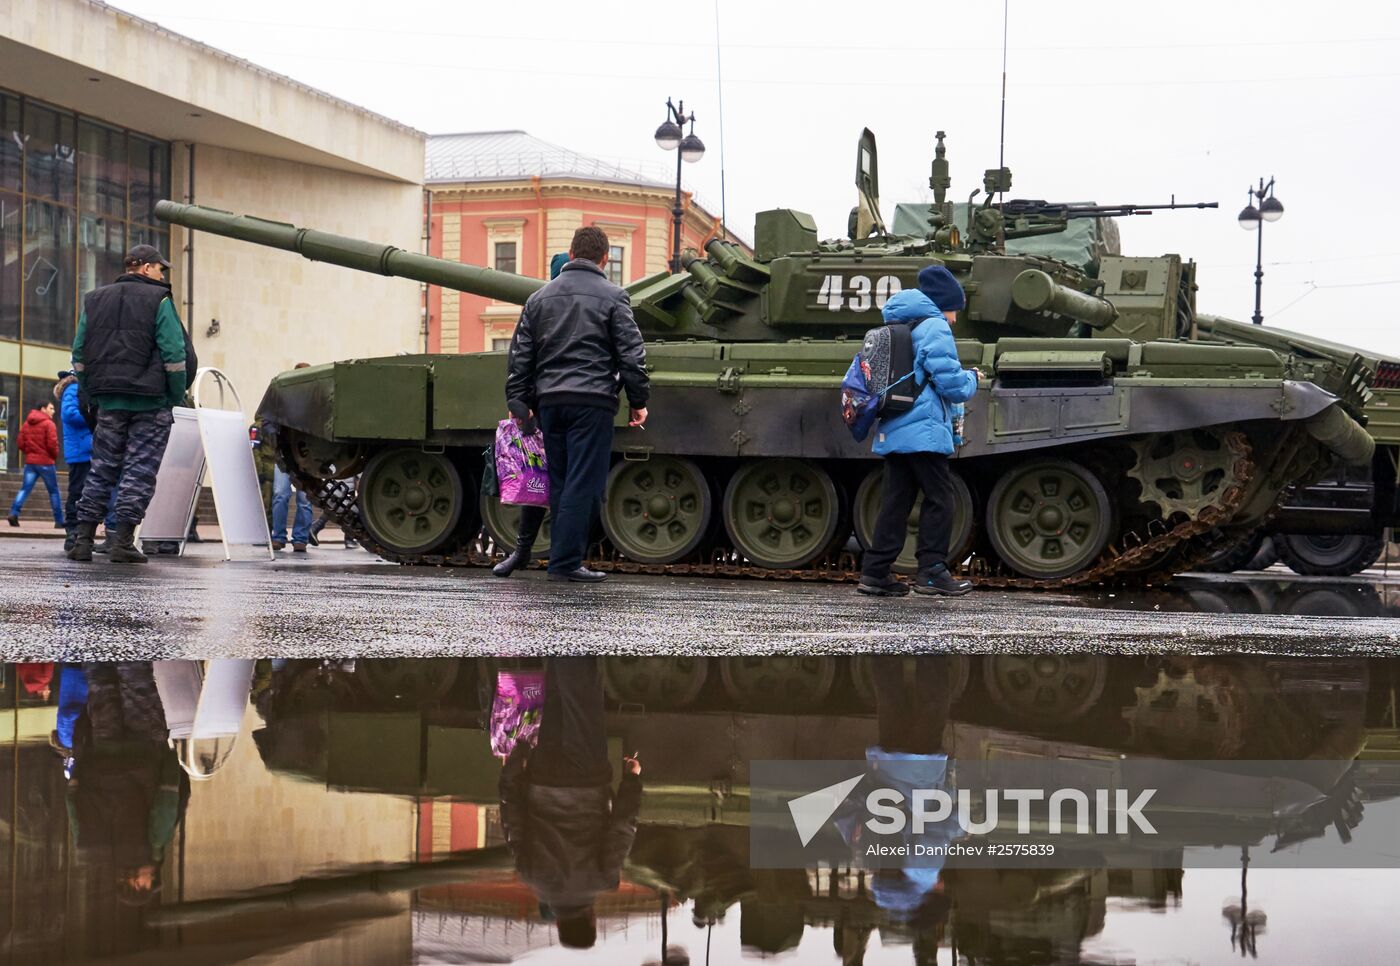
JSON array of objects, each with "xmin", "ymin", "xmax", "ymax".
[
  {"xmin": 992, "ymin": 198, "xmax": 1219, "ymax": 244},
  {"xmin": 1000, "ymin": 199, "xmax": 1220, "ymax": 220}
]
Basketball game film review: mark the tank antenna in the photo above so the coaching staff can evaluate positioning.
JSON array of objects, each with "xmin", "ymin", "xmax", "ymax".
[
  {"xmin": 713, "ymin": 0, "xmax": 728, "ymax": 236},
  {"xmin": 998, "ymin": 0, "xmax": 1009, "ymax": 203}
]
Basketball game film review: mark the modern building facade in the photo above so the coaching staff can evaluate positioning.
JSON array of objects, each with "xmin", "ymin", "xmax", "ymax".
[
  {"xmin": 424, "ymin": 130, "xmax": 743, "ymax": 354},
  {"xmin": 0, "ymin": 0, "xmax": 426, "ymax": 472}
]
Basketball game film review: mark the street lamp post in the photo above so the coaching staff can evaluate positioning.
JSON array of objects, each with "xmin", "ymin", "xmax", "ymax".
[
  {"xmin": 1236, "ymin": 176, "xmax": 1285, "ymax": 325},
  {"xmin": 654, "ymin": 97, "xmax": 705, "ymax": 274}
]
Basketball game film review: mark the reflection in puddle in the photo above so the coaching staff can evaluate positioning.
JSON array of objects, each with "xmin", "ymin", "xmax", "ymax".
[{"xmin": 2, "ymin": 655, "xmax": 1398, "ymax": 963}]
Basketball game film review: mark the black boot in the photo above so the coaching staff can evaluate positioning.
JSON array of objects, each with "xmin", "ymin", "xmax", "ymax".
[
  {"xmin": 92, "ymin": 529, "xmax": 114, "ymax": 555},
  {"xmin": 912, "ymin": 567, "xmax": 973, "ymax": 596},
  {"xmin": 493, "ymin": 541, "xmax": 534, "ymax": 578},
  {"xmin": 66, "ymin": 521, "xmax": 97, "ymax": 562},
  {"xmin": 63, "ymin": 525, "xmax": 76, "ymax": 552},
  {"xmin": 857, "ymin": 573, "xmax": 910, "ymax": 597},
  {"xmin": 109, "ymin": 523, "xmax": 149, "ymax": 564}
]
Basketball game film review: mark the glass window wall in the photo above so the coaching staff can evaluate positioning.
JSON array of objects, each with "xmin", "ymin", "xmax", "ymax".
[{"xmin": 0, "ymin": 85, "xmax": 170, "ymax": 473}]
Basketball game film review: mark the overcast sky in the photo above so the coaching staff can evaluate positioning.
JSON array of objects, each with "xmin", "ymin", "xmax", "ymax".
[{"xmin": 111, "ymin": 0, "xmax": 1400, "ymax": 354}]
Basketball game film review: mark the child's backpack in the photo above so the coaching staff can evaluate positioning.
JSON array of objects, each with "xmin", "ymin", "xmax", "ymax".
[{"xmin": 840, "ymin": 321, "xmax": 920, "ymax": 442}]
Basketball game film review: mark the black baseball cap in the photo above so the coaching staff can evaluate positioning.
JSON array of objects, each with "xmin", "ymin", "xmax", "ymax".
[{"xmin": 124, "ymin": 244, "xmax": 170, "ymax": 268}]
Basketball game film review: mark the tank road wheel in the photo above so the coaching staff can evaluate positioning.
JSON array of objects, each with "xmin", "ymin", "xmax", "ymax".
[
  {"xmin": 1276, "ymin": 532, "xmax": 1387, "ymax": 577},
  {"xmin": 981, "ymin": 654, "xmax": 1108, "ymax": 725},
  {"xmin": 720, "ymin": 656, "xmax": 836, "ymax": 713},
  {"xmin": 602, "ymin": 656, "xmax": 710, "ymax": 710},
  {"xmin": 1127, "ymin": 428, "xmax": 1243, "ymax": 521},
  {"xmin": 985, "ymin": 459, "xmax": 1113, "ymax": 580},
  {"xmin": 722, "ymin": 459, "xmax": 841, "ymax": 569},
  {"xmin": 602, "ymin": 457, "xmax": 713, "ymax": 564},
  {"xmin": 854, "ymin": 465, "xmax": 975, "ymax": 573},
  {"xmin": 480, "ymin": 494, "xmax": 552, "ymax": 557},
  {"xmin": 283, "ymin": 428, "xmax": 368, "ymax": 480},
  {"xmin": 851, "ymin": 655, "xmax": 970, "ymax": 710},
  {"xmin": 358, "ymin": 448, "xmax": 464, "ymax": 555}
]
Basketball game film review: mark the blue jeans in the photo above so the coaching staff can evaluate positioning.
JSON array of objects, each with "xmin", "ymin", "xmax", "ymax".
[
  {"xmin": 272, "ymin": 465, "xmax": 312, "ymax": 544},
  {"xmin": 9, "ymin": 464, "xmax": 63, "ymax": 524},
  {"xmin": 539, "ymin": 404, "xmax": 614, "ymax": 574},
  {"xmin": 56, "ymin": 665, "xmax": 89, "ymax": 750}
]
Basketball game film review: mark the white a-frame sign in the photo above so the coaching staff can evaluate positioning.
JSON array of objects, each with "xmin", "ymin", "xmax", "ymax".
[{"xmin": 142, "ymin": 367, "xmax": 273, "ymax": 560}]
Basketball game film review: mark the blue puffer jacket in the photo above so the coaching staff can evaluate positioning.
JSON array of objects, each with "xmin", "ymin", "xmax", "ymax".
[
  {"xmin": 872, "ymin": 290, "xmax": 978, "ymax": 456},
  {"xmin": 60, "ymin": 382, "xmax": 93, "ymax": 463}
]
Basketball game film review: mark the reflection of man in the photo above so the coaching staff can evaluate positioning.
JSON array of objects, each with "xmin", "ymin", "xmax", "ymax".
[
  {"xmin": 834, "ymin": 657, "xmax": 955, "ymax": 961},
  {"xmin": 500, "ymin": 658, "xmax": 641, "ymax": 949},
  {"xmin": 69, "ymin": 662, "xmax": 189, "ymax": 906}
]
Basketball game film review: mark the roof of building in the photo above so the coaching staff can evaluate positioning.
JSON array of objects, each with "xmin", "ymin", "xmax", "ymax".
[
  {"xmin": 426, "ymin": 130, "xmax": 678, "ymax": 189},
  {"xmin": 86, "ymin": 0, "xmax": 424, "ymax": 138}
]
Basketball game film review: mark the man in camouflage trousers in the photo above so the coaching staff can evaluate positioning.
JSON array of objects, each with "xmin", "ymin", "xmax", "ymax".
[{"xmin": 68, "ymin": 244, "xmax": 194, "ymax": 564}]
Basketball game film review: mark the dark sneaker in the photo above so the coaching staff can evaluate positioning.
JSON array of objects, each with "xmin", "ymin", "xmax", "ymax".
[
  {"xmin": 913, "ymin": 569, "xmax": 973, "ymax": 596},
  {"xmin": 548, "ymin": 567, "xmax": 608, "ymax": 583},
  {"xmin": 857, "ymin": 574, "xmax": 910, "ymax": 596},
  {"xmin": 307, "ymin": 530, "xmax": 320, "ymax": 547},
  {"xmin": 272, "ymin": 540, "xmax": 286, "ymax": 551},
  {"xmin": 6, "ymin": 515, "xmax": 17, "ymax": 527},
  {"xmin": 293, "ymin": 543, "xmax": 308, "ymax": 553}
]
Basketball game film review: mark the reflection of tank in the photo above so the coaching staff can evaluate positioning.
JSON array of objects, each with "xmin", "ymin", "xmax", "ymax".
[
  {"xmin": 155, "ymin": 129, "xmax": 1373, "ymax": 586},
  {"xmin": 253, "ymin": 656, "xmax": 1376, "ymax": 804}
]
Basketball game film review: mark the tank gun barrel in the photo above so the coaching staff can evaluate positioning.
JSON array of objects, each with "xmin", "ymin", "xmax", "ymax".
[{"xmin": 154, "ymin": 200, "xmax": 544, "ymax": 305}]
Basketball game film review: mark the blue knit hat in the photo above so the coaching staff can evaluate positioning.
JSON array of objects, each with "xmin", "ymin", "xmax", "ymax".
[{"xmin": 917, "ymin": 264, "xmax": 966, "ymax": 313}]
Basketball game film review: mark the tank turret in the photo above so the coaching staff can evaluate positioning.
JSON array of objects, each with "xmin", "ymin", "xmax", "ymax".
[{"xmin": 155, "ymin": 130, "xmax": 1375, "ymax": 586}]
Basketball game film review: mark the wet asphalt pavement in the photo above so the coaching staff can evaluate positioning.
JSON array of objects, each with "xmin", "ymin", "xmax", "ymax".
[{"xmin": 1, "ymin": 538, "xmax": 1398, "ymax": 657}]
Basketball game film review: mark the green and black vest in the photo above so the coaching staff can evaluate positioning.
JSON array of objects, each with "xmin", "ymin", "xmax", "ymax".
[{"xmin": 81, "ymin": 274, "xmax": 195, "ymax": 397}]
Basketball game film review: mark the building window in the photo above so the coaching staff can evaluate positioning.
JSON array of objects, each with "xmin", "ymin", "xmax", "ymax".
[
  {"xmin": 494, "ymin": 241, "xmax": 517, "ymax": 275},
  {"xmin": 606, "ymin": 245, "xmax": 625, "ymax": 285},
  {"xmin": 491, "ymin": 337, "xmax": 511, "ymax": 352},
  {"xmin": 0, "ymin": 84, "xmax": 170, "ymax": 472}
]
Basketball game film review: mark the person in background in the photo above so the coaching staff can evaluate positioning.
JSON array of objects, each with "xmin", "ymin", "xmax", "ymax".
[
  {"xmin": 68, "ymin": 244, "xmax": 190, "ymax": 564},
  {"xmin": 857, "ymin": 265, "xmax": 979, "ymax": 598},
  {"xmin": 270, "ymin": 364, "xmax": 315, "ymax": 553},
  {"xmin": 55, "ymin": 371, "xmax": 93, "ymax": 551},
  {"xmin": 7, "ymin": 399, "xmax": 64, "ymax": 529},
  {"xmin": 492, "ymin": 253, "xmax": 570, "ymax": 577},
  {"xmin": 505, "ymin": 228, "xmax": 649, "ymax": 582},
  {"xmin": 500, "ymin": 658, "xmax": 641, "ymax": 949},
  {"xmin": 493, "ymin": 404, "xmax": 547, "ymax": 577}
]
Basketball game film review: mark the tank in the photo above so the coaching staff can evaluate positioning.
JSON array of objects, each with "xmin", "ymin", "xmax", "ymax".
[{"xmin": 154, "ymin": 129, "xmax": 1376, "ymax": 585}]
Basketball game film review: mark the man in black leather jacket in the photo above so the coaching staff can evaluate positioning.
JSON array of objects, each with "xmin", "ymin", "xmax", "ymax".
[{"xmin": 504, "ymin": 227, "xmax": 649, "ymax": 582}]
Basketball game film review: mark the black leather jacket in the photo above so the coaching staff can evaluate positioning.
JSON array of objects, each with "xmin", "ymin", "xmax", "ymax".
[{"xmin": 505, "ymin": 259, "xmax": 650, "ymax": 412}]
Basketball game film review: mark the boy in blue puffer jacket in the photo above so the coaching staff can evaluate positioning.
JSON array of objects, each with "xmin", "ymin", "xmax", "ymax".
[{"xmin": 858, "ymin": 265, "xmax": 980, "ymax": 597}]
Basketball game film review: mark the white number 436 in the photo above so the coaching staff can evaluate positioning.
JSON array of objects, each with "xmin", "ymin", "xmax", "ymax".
[{"xmin": 815, "ymin": 274, "xmax": 902, "ymax": 312}]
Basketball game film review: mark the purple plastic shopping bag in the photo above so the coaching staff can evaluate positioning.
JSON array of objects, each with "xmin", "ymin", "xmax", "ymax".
[
  {"xmin": 495, "ymin": 418, "xmax": 549, "ymax": 507},
  {"xmin": 490, "ymin": 669, "xmax": 545, "ymax": 759}
]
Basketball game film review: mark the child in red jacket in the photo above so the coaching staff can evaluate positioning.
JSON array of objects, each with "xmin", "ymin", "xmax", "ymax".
[{"xmin": 8, "ymin": 401, "xmax": 64, "ymax": 527}]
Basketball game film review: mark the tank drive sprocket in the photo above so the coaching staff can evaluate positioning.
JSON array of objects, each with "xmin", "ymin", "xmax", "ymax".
[
  {"xmin": 1124, "ymin": 665, "xmax": 1245, "ymax": 758},
  {"xmin": 1127, "ymin": 428, "xmax": 1246, "ymax": 521}
]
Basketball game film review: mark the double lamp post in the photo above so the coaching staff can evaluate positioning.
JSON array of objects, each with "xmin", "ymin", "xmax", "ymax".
[
  {"xmin": 654, "ymin": 98, "xmax": 705, "ymax": 274},
  {"xmin": 1236, "ymin": 176, "xmax": 1285, "ymax": 325}
]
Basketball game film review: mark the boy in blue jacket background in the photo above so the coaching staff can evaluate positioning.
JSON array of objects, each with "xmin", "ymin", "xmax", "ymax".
[{"xmin": 859, "ymin": 265, "xmax": 980, "ymax": 597}]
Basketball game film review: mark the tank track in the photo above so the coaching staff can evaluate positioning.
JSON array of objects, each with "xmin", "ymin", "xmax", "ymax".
[{"xmin": 285, "ymin": 432, "xmax": 1255, "ymax": 589}]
